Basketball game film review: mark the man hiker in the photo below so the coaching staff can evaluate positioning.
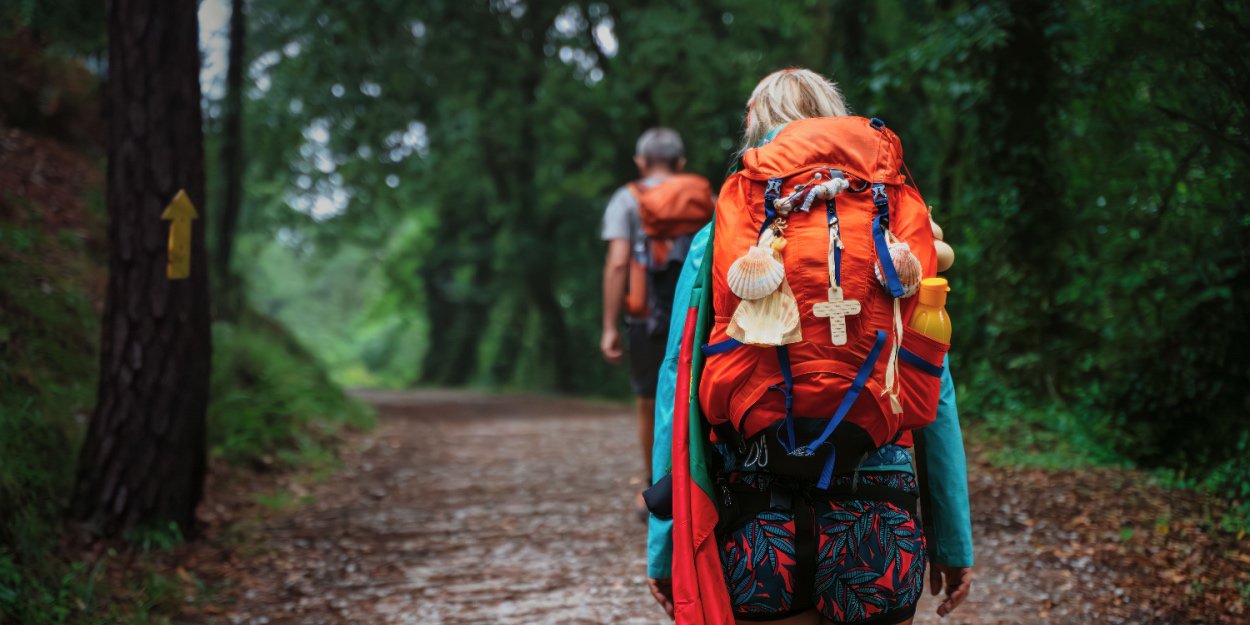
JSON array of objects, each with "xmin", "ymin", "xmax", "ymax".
[{"xmin": 600, "ymin": 128, "xmax": 714, "ymax": 517}]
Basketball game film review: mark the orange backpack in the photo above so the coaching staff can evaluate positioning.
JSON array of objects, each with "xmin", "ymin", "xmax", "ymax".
[
  {"xmin": 626, "ymin": 174, "xmax": 715, "ymax": 323},
  {"xmin": 697, "ymin": 117, "xmax": 949, "ymax": 488}
]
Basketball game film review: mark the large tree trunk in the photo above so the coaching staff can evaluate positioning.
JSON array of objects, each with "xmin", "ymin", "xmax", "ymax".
[
  {"xmin": 215, "ymin": 0, "xmax": 246, "ymax": 315},
  {"xmin": 72, "ymin": 0, "xmax": 210, "ymax": 537}
]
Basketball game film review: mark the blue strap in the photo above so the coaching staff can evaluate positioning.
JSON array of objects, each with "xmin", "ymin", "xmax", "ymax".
[
  {"xmin": 871, "ymin": 183, "xmax": 890, "ymax": 221},
  {"xmin": 899, "ymin": 347, "xmax": 944, "ymax": 377},
  {"xmin": 804, "ymin": 331, "xmax": 887, "ymax": 453},
  {"xmin": 871, "ymin": 183, "xmax": 905, "ymax": 298},
  {"xmin": 701, "ymin": 338, "xmax": 744, "ymax": 356},
  {"xmin": 870, "ymin": 117, "xmax": 886, "ymax": 131},
  {"xmin": 805, "ymin": 331, "xmax": 888, "ymax": 489},
  {"xmin": 773, "ymin": 345, "xmax": 797, "ymax": 450},
  {"xmin": 759, "ymin": 177, "xmax": 783, "ymax": 239}
]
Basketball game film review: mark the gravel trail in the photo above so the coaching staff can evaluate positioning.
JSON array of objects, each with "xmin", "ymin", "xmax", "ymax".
[{"xmin": 194, "ymin": 390, "xmax": 1243, "ymax": 625}]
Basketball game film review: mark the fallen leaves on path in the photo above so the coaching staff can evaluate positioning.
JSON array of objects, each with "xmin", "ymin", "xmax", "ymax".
[{"xmin": 168, "ymin": 391, "xmax": 1247, "ymax": 625}]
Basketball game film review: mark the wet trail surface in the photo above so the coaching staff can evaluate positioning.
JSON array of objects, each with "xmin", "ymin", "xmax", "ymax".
[{"xmin": 195, "ymin": 391, "xmax": 1246, "ymax": 625}]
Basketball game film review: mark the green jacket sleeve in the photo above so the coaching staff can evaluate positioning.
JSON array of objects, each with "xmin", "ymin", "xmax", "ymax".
[
  {"xmin": 646, "ymin": 224, "xmax": 711, "ymax": 580},
  {"xmin": 916, "ymin": 357, "xmax": 975, "ymax": 567}
]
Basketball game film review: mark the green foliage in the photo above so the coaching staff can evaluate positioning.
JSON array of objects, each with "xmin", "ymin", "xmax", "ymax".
[
  {"xmin": 0, "ymin": 219, "xmax": 193, "ymax": 621},
  {"xmin": 209, "ymin": 310, "xmax": 376, "ymax": 467},
  {"xmin": 228, "ymin": 0, "xmax": 1250, "ymax": 515},
  {"xmin": 0, "ymin": 131, "xmax": 369, "ymax": 624},
  {"xmin": 0, "ymin": 547, "xmax": 201, "ymax": 625},
  {"xmin": 0, "ymin": 0, "xmax": 105, "ymax": 54},
  {"xmin": 0, "ymin": 217, "xmax": 100, "ymax": 567},
  {"xmin": 121, "ymin": 523, "xmax": 184, "ymax": 556}
]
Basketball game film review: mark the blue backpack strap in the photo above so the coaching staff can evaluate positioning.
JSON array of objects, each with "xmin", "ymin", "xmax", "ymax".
[
  {"xmin": 759, "ymin": 177, "xmax": 784, "ymax": 239},
  {"xmin": 871, "ymin": 183, "xmax": 906, "ymax": 298},
  {"xmin": 701, "ymin": 338, "xmax": 743, "ymax": 356},
  {"xmin": 899, "ymin": 347, "xmax": 944, "ymax": 377},
  {"xmin": 770, "ymin": 345, "xmax": 797, "ymax": 451},
  {"xmin": 776, "ymin": 330, "xmax": 887, "ymax": 490}
]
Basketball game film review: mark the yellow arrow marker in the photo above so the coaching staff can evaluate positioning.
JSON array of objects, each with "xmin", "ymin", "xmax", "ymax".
[{"xmin": 160, "ymin": 189, "xmax": 198, "ymax": 280}]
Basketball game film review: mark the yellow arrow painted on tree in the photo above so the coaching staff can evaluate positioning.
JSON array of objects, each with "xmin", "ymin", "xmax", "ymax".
[{"xmin": 160, "ymin": 190, "xmax": 198, "ymax": 280}]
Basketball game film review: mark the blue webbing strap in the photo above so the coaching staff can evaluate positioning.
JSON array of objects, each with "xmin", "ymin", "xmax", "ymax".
[
  {"xmin": 899, "ymin": 347, "xmax": 944, "ymax": 377},
  {"xmin": 871, "ymin": 183, "xmax": 905, "ymax": 298},
  {"xmin": 809, "ymin": 331, "xmax": 888, "ymax": 490},
  {"xmin": 701, "ymin": 338, "xmax": 744, "ymax": 356},
  {"xmin": 771, "ymin": 345, "xmax": 797, "ymax": 451},
  {"xmin": 759, "ymin": 177, "xmax": 783, "ymax": 239}
]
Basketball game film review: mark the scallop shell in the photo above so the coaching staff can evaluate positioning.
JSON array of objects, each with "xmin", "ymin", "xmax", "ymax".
[
  {"xmin": 727, "ymin": 245, "xmax": 785, "ymax": 300},
  {"xmin": 875, "ymin": 241, "xmax": 923, "ymax": 297},
  {"xmin": 727, "ymin": 283, "xmax": 803, "ymax": 346},
  {"xmin": 935, "ymin": 239, "xmax": 956, "ymax": 272}
]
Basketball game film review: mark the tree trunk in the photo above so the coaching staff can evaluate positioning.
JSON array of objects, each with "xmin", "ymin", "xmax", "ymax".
[
  {"xmin": 72, "ymin": 0, "xmax": 210, "ymax": 537},
  {"xmin": 215, "ymin": 0, "xmax": 246, "ymax": 315},
  {"xmin": 980, "ymin": 0, "xmax": 1067, "ymax": 393}
]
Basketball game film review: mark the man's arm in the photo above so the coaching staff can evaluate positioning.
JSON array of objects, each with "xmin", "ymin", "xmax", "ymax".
[{"xmin": 601, "ymin": 239, "xmax": 630, "ymax": 364}]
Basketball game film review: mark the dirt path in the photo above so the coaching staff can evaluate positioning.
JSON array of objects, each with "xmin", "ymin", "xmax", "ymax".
[{"xmin": 191, "ymin": 391, "xmax": 1247, "ymax": 625}]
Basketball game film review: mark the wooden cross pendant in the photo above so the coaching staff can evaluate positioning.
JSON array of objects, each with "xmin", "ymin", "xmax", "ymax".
[{"xmin": 812, "ymin": 287, "xmax": 861, "ymax": 346}]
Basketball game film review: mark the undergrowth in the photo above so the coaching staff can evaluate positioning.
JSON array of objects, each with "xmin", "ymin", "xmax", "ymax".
[
  {"xmin": 957, "ymin": 361, "xmax": 1250, "ymax": 533},
  {"xmin": 1, "ymin": 205, "xmax": 373, "ymax": 622},
  {"xmin": 209, "ymin": 310, "xmax": 375, "ymax": 469}
]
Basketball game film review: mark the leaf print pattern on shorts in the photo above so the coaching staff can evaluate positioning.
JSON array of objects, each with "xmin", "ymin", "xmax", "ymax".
[
  {"xmin": 720, "ymin": 511, "xmax": 798, "ymax": 615},
  {"xmin": 814, "ymin": 496, "xmax": 926, "ymax": 622},
  {"xmin": 717, "ymin": 472, "xmax": 926, "ymax": 622}
]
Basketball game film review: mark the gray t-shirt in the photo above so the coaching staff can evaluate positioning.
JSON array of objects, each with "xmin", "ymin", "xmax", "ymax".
[{"xmin": 600, "ymin": 177, "xmax": 665, "ymax": 242}]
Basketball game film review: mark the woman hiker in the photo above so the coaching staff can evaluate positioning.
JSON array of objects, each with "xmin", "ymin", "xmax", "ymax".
[{"xmin": 645, "ymin": 68, "xmax": 973, "ymax": 625}]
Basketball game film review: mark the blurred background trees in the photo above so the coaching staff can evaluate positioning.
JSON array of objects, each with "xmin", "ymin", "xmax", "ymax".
[
  {"xmin": 218, "ymin": 0, "xmax": 1250, "ymax": 491},
  {"xmin": 2, "ymin": 0, "xmax": 1248, "ymax": 621},
  {"xmin": 3, "ymin": 0, "xmax": 1248, "ymax": 539}
]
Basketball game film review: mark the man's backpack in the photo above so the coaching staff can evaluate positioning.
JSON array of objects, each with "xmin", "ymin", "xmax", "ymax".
[
  {"xmin": 626, "ymin": 174, "xmax": 715, "ymax": 334},
  {"xmin": 697, "ymin": 117, "xmax": 949, "ymax": 488}
]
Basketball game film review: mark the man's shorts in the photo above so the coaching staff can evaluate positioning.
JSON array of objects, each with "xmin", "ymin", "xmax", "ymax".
[
  {"xmin": 718, "ymin": 471, "xmax": 927, "ymax": 624},
  {"xmin": 627, "ymin": 320, "xmax": 667, "ymax": 398}
]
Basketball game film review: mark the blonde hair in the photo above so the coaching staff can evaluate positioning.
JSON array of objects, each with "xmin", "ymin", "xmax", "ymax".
[{"xmin": 741, "ymin": 68, "xmax": 850, "ymax": 151}]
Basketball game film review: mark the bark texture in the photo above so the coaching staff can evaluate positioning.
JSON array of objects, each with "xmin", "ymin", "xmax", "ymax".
[{"xmin": 72, "ymin": 0, "xmax": 210, "ymax": 537}]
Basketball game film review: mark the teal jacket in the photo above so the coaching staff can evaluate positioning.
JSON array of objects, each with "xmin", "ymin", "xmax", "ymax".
[{"xmin": 646, "ymin": 225, "xmax": 973, "ymax": 579}]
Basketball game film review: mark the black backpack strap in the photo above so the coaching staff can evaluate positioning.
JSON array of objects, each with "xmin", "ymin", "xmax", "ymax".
[
  {"xmin": 791, "ymin": 493, "xmax": 817, "ymax": 610},
  {"xmin": 913, "ymin": 434, "xmax": 939, "ymax": 558}
]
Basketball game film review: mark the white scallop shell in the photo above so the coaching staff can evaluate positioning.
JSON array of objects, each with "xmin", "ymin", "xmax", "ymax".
[
  {"xmin": 875, "ymin": 241, "xmax": 923, "ymax": 297},
  {"xmin": 727, "ymin": 284, "xmax": 803, "ymax": 346},
  {"xmin": 935, "ymin": 240, "xmax": 956, "ymax": 272},
  {"xmin": 727, "ymin": 246, "xmax": 785, "ymax": 300}
]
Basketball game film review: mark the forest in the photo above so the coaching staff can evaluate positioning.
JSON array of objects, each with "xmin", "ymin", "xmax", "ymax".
[
  {"xmin": 238, "ymin": 0, "xmax": 1250, "ymax": 497},
  {"xmin": 2, "ymin": 0, "xmax": 1249, "ymax": 623}
]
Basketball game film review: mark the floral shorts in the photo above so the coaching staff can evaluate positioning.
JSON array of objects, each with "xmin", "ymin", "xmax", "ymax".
[{"xmin": 718, "ymin": 472, "xmax": 926, "ymax": 624}]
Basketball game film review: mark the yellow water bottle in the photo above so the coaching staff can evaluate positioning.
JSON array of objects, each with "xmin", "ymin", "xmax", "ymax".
[{"xmin": 909, "ymin": 277, "xmax": 952, "ymax": 343}]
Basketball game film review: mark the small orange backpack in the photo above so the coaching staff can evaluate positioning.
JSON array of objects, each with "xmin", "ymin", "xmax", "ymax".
[
  {"xmin": 626, "ymin": 174, "xmax": 715, "ymax": 325},
  {"xmin": 697, "ymin": 117, "xmax": 949, "ymax": 488}
]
